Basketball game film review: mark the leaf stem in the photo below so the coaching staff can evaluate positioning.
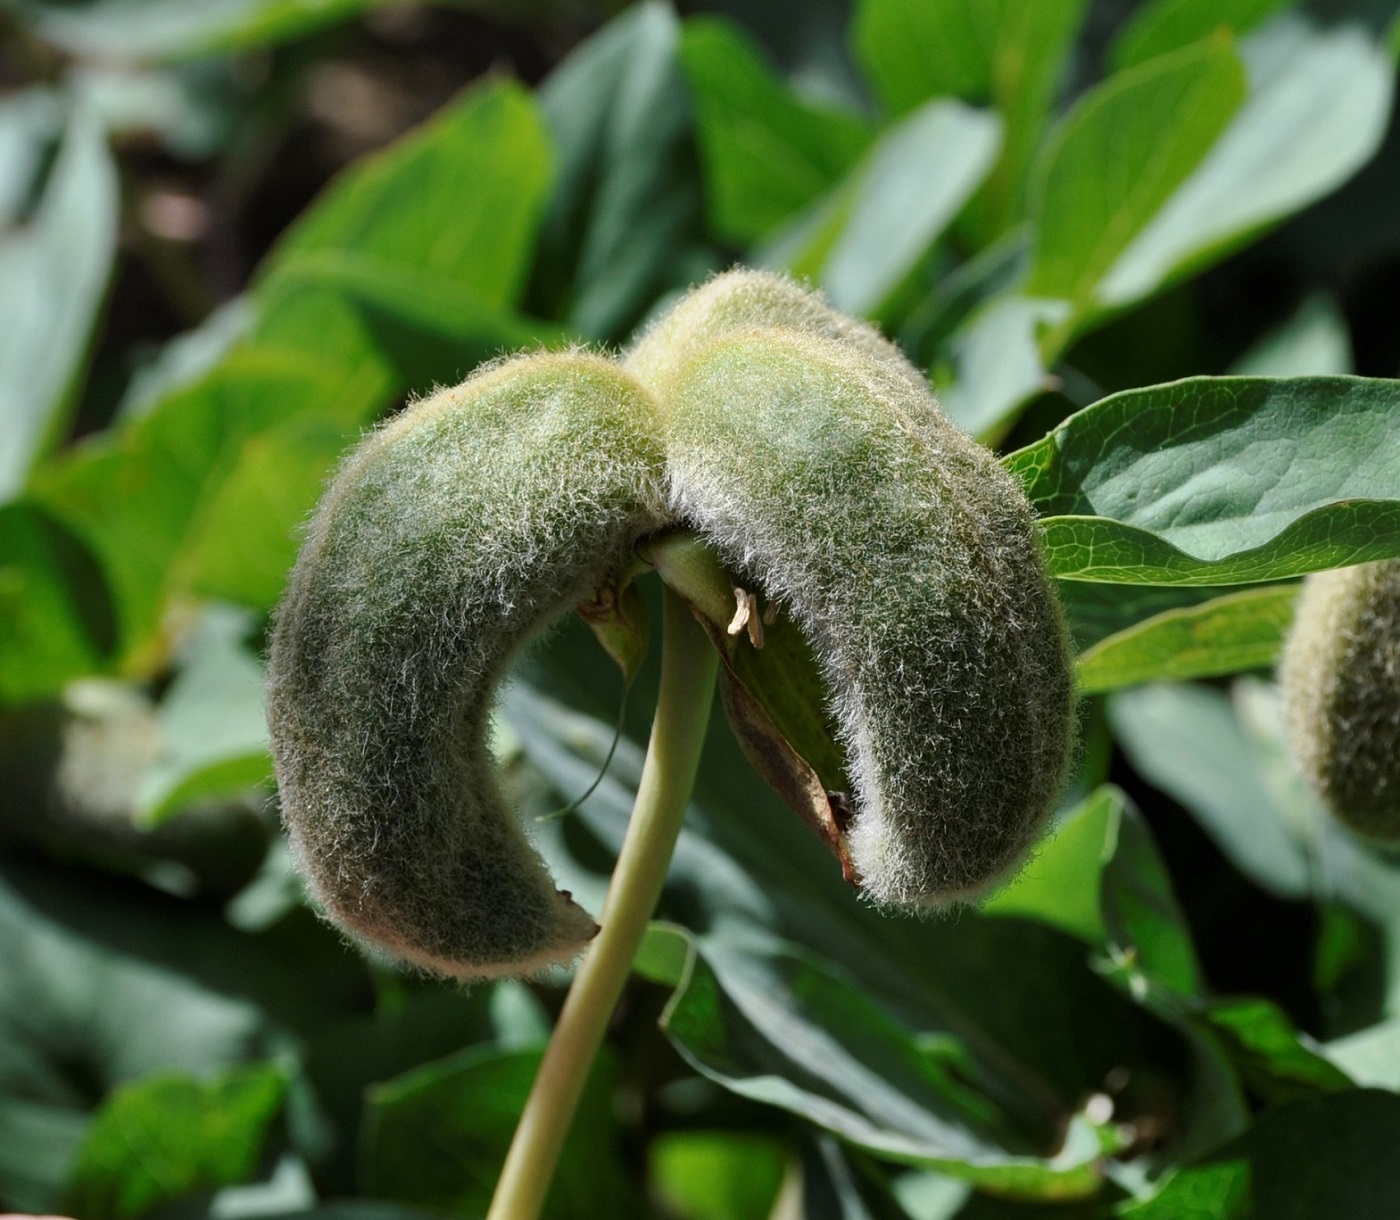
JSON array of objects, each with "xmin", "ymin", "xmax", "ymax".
[{"xmin": 487, "ymin": 585, "xmax": 717, "ymax": 1220}]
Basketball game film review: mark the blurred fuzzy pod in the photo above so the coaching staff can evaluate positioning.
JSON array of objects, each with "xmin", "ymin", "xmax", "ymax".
[{"xmin": 1280, "ymin": 559, "xmax": 1400, "ymax": 840}]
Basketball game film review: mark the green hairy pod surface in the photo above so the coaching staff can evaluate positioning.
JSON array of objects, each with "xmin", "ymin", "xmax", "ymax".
[
  {"xmin": 629, "ymin": 271, "xmax": 1076, "ymax": 906},
  {"xmin": 267, "ymin": 353, "xmax": 667, "ymax": 978},
  {"xmin": 1280, "ymin": 559, "xmax": 1400, "ymax": 839},
  {"xmin": 269, "ymin": 269, "xmax": 1076, "ymax": 982}
]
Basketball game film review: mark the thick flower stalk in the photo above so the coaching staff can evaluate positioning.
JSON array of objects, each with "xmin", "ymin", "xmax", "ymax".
[
  {"xmin": 1280, "ymin": 559, "xmax": 1400, "ymax": 839},
  {"xmin": 267, "ymin": 352, "xmax": 667, "ymax": 977}
]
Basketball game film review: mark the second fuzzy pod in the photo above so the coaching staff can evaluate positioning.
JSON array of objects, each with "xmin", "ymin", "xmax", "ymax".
[{"xmin": 630, "ymin": 273, "xmax": 1076, "ymax": 906}]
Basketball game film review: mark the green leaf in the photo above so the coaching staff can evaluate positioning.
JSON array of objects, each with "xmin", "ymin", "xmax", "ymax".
[
  {"xmin": 661, "ymin": 936, "xmax": 1103, "ymax": 1198},
  {"xmin": 936, "ymin": 294, "xmax": 1068, "ymax": 441},
  {"xmin": 0, "ymin": 856, "xmax": 364, "ymax": 1210},
  {"xmin": 533, "ymin": 3, "xmax": 704, "ymax": 340},
  {"xmin": 816, "ymin": 99, "xmax": 1002, "ymax": 315},
  {"xmin": 133, "ymin": 607, "xmax": 270, "ymax": 825},
  {"xmin": 650, "ymin": 1131, "xmax": 788, "ymax": 1220},
  {"xmin": 63, "ymin": 1063, "xmax": 287, "ymax": 1220},
  {"xmin": 1056, "ymin": 581, "xmax": 1233, "ymax": 653},
  {"xmin": 983, "ymin": 786, "xmax": 1122, "ymax": 943},
  {"xmin": 1112, "ymin": 678, "xmax": 1400, "ymax": 1013},
  {"xmin": 681, "ymin": 16, "xmax": 873, "ymax": 245},
  {"xmin": 1004, "ymin": 376, "xmax": 1400, "ymax": 585},
  {"xmin": 1108, "ymin": 682, "xmax": 1313, "ymax": 900},
  {"xmin": 505, "ymin": 679, "xmax": 1196, "ymax": 1149},
  {"xmin": 171, "ymin": 414, "xmax": 352, "ymax": 612},
  {"xmin": 0, "ymin": 501, "xmax": 116, "ymax": 704},
  {"xmin": 1326, "ymin": 1016, "xmax": 1400, "ymax": 1090},
  {"xmin": 12, "ymin": 0, "xmax": 380, "ymax": 62},
  {"xmin": 261, "ymin": 255, "xmax": 558, "ymax": 391},
  {"xmin": 1076, "ymin": 585, "xmax": 1297, "ymax": 694},
  {"xmin": 634, "ymin": 922, "xmax": 693, "ymax": 988},
  {"xmin": 1118, "ymin": 1090, "xmax": 1400, "ymax": 1218},
  {"xmin": 1100, "ymin": 803, "xmax": 1204, "ymax": 1000},
  {"xmin": 0, "ymin": 94, "xmax": 117, "ymax": 498},
  {"xmin": 266, "ymin": 78, "xmax": 551, "ymax": 311},
  {"xmin": 362, "ymin": 1045, "xmax": 639, "ymax": 1219},
  {"xmin": 851, "ymin": 0, "xmax": 1088, "ymax": 240},
  {"xmin": 1025, "ymin": 37, "xmax": 1246, "ymax": 318},
  {"xmin": 1230, "ymin": 294, "xmax": 1354, "ymax": 377},
  {"xmin": 1201, "ymin": 998, "xmax": 1352, "ymax": 1102},
  {"xmin": 31, "ymin": 347, "xmax": 385, "ymax": 670},
  {"xmin": 1109, "ymin": 0, "xmax": 1293, "ymax": 71},
  {"xmin": 1092, "ymin": 18, "xmax": 1394, "ymax": 315}
]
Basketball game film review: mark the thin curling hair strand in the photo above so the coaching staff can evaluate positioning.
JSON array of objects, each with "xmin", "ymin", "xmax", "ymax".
[{"xmin": 267, "ymin": 352, "xmax": 668, "ymax": 979}]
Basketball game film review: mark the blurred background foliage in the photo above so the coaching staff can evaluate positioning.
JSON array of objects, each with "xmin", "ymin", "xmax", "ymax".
[{"xmin": 3, "ymin": 0, "xmax": 1400, "ymax": 1216}]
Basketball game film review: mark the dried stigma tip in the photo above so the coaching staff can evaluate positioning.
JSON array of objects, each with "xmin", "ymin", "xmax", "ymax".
[
  {"xmin": 629, "ymin": 271, "xmax": 1076, "ymax": 906},
  {"xmin": 1280, "ymin": 559, "xmax": 1400, "ymax": 840},
  {"xmin": 267, "ymin": 353, "xmax": 666, "ymax": 978}
]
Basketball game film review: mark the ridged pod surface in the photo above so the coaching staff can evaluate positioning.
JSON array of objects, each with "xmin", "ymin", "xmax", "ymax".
[
  {"xmin": 1280, "ymin": 559, "xmax": 1400, "ymax": 840},
  {"xmin": 267, "ymin": 353, "xmax": 667, "ymax": 978},
  {"xmin": 628, "ymin": 271, "xmax": 1076, "ymax": 905}
]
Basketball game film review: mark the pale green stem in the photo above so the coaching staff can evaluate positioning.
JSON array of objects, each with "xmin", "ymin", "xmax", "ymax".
[{"xmin": 487, "ymin": 586, "xmax": 717, "ymax": 1220}]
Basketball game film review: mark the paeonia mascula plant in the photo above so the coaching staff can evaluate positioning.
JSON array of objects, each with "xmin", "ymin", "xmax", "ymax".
[
  {"xmin": 8, "ymin": 0, "xmax": 1400, "ymax": 1217},
  {"xmin": 268, "ymin": 271, "xmax": 1078, "ymax": 1215}
]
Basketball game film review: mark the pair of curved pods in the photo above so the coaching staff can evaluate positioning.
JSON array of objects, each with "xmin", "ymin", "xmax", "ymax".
[{"xmin": 266, "ymin": 270, "xmax": 1077, "ymax": 979}]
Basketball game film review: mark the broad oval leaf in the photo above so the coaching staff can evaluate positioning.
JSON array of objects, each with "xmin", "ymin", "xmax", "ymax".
[
  {"xmin": 0, "ymin": 94, "xmax": 117, "ymax": 499},
  {"xmin": 1025, "ymin": 38, "xmax": 1246, "ymax": 315},
  {"xmin": 1096, "ymin": 18, "xmax": 1394, "ymax": 313},
  {"xmin": 819, "ymin": 99, "xmax": 1001, "ymax": 315},
  {"xmin": 1005, "ymin": 376, "xmax": 1400, "ymax": 585}
]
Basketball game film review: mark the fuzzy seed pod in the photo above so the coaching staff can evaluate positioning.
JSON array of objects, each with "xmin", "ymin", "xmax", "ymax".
[
  {"xmin": 267, "ymin": 353, "xmax": 667, "ymax": 978},
  {"xmin": 1279, "ymin": 559, "xmax": 1400, "ymax": 839},
  {"xmin": 628, "ymin": 271, "xmax": 1076, "ymax": 906}
]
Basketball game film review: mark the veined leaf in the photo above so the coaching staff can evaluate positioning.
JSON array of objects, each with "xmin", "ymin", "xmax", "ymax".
[{"xmin": 1005, "ymin": 376, "xmax": 1400, "ymax": 585}]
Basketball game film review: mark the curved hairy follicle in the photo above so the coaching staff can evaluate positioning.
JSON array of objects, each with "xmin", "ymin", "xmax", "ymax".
[
  {"xmin": 267, "ymin": 353, "xmax": 666, "ymax": 978},
  {"xmin": 1280, "ymin": 559, "xmax": 1400, "ymax": 840},
  {"xmin": 629, "ymin": 272, "xmax": 1076, "ymax": 906}
]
